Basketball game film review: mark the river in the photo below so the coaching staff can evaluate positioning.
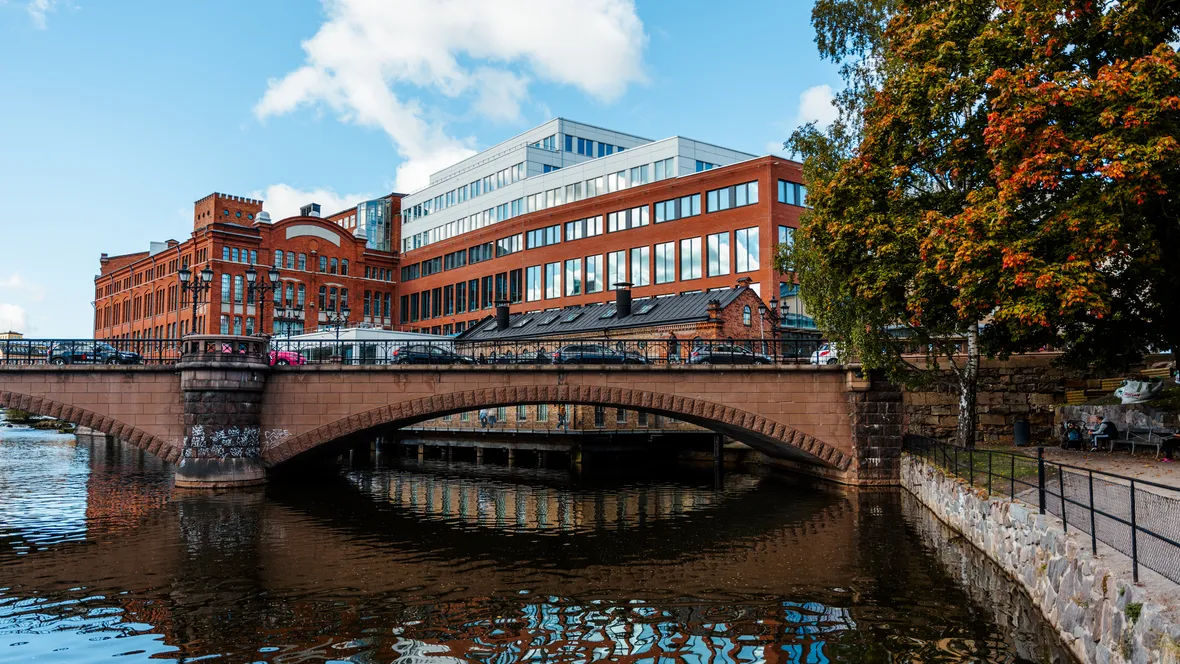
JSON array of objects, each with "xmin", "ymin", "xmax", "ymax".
[{"xmin": 0, "ymin": 427, "xmax": 1074, "ymax": 663}]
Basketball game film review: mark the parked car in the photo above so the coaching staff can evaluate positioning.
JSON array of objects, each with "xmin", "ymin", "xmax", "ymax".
[
  {"xmin": 481, "ymin": 348, "xmax": 553, "ymax": 365},
  {"xmin": 48, "ymin": 341, "xmax": 141, "ymax": 365},
  {"xmin": 391, "ymin": 344, "xmax": 476, "ymax": 365},
  {"xmin": 268, "ymin": 349, "xmax": 306, "ymax": 366},
  {"xmin": 551, "ymin": 344, "xmax": 648, "ymax": 365},
  {"xmin": 809, "ymin": 342, "xmax": 841, "ymax": 365},
  {"xmin": 689, "ymin": 344, "xmax": 773, "ymax": 365}
]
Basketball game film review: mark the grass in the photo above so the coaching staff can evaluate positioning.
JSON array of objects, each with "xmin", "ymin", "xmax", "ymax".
[{"xmin": 913, "ymin": 445, "xmax": 1042, "ymax": 494}]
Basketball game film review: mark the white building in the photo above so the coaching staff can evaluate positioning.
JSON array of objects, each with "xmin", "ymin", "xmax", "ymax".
[{"xmin": 398, "ymin": 118, "xmax": 757, "ymax": 254}]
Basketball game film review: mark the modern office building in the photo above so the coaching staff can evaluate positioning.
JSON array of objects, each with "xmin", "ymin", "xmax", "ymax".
[{"xmin": 395, "ymin": 118, "xmax": 812, "ymax": 335}]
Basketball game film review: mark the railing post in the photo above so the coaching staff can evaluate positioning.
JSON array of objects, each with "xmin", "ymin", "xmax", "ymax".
[
  {"xmin": 1058, "ymin": 463, "xmax": 1067, "ymax": 532},
  {"xmin": 1130, "ymin": 479, "xmax": 1140, "ymax": 583},
  {"xmin": 954, "ymin": 445, "xmax": 959, "ymax": 479},
  {"xmin": 987, "ymin": 451, "xmax": 992, "ymax": 495},
  {"xmin": 1088, "ymin": 470, "xmax": 1097, "ymax": 555},
  {"xmin": 1010, "ymin": 453, "xmax": 1015, "ymax": 498},
  {"xmin": 968, "ymin": 447, "xmax": 974, "ymax": 487},
  {"xmin": 1037, "ymin": 446, "xmax": 1046, "ymax": 515}
]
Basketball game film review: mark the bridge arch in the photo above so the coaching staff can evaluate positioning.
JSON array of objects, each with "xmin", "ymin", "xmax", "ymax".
[
  {"xmin": 262, "ymin": 384, "xmax": 853, "ymax": 470},
  {"xmin": 0, "ymin": 389, "xmax": 181, "ymax": 463}
]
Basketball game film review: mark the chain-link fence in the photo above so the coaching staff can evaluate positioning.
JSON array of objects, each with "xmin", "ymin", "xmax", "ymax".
[{"xmin": 905, "ymin": 434, "xmax": 1180, "ymax": 584}]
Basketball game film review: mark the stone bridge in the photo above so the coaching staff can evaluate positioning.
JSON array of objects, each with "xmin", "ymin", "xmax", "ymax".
[{"xmin": 0, "ymin": 336, "xmax": 902, "ymax": 487}]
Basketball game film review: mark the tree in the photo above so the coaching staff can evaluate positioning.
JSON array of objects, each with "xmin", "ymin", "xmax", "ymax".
[{"xmin": 781, "ymin": 0, "xmax": 1180, "ymax": 447}]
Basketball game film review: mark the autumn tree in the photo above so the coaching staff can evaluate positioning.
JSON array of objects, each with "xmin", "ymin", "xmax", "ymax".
[{"xmin": 781, "ymin": 0, "xmax": 1180, "ymax": 447}]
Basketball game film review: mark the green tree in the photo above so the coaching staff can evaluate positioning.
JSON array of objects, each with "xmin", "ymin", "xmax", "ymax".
[{"xmin": 781, "ymin": 0, "xmax": 1179, "ymax": 447}]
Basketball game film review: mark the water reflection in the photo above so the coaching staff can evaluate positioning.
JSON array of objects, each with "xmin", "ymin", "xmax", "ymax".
[{"xmin": 0, "ymin": 434, "xmax": 1075, "ymax": 663}]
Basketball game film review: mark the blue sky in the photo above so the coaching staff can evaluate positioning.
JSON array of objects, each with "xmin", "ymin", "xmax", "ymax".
[{"xmin": 0, "ymin": 0, "xmax": 840, "ymax": 337}]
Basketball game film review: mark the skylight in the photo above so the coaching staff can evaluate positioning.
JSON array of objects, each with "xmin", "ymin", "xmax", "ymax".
[
  {"xmin": 635, "ymin": 302, "xmax": 657, "ymax": 315},
  {"xmin": 561, "ymin": 311, "xmax": 582, "ymax": 323},
  {"xmin": 539, "ymin": 313, "xmax": 561, "ymax": 325},
  {"xmin": 599, "ymin": 307, "xmax": 616, "ymax": 319}
]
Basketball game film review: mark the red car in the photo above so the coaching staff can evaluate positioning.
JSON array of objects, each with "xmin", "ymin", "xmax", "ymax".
[{"xmin": 268, "ymin": 350, "xmax": 306, "ymax": 366}]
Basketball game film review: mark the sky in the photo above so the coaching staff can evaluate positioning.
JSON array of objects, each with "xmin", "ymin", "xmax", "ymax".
[{"xmin": 0, "ymin": 0, "xmax": 841, "ymax": 337}]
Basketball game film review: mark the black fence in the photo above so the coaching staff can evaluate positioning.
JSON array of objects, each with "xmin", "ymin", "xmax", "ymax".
[
  {"xmin": 0, "ymin": 338, "xmax": 182, "ymax": 366},
  {"xmin": 266, "ymin": 337, "xmax": 824, "ymax": 366},
  {"xmin": 0, "ymin": 336, "xmax": 826, "ymax": 368},
  {"xmin": 905, "ymin": 434, "xmax": 1180, "ymax": 584}
]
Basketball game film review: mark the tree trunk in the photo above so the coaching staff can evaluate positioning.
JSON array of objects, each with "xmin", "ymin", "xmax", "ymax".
[{"xmin": 956, "ymin": 322, "xmax": 980, "ymax": 449}]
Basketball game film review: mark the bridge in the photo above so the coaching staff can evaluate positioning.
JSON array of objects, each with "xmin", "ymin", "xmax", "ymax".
[{"xmin": 0, "ymin": 335, "xmax": 903, "ymax": 488}]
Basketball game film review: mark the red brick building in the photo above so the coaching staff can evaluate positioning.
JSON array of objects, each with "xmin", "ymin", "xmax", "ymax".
[
  {"xmin": 396, "ymin": 156, "xmax": 808, "ymax": 335},
  {"xmin": 93, "ymin": 192, "xmax": 401, "ymax": 339}
]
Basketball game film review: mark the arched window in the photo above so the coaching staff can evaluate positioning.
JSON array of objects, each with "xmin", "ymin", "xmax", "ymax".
[{"xmin": 742, "ymin": 305, "xmax": 752, "ymax": 326}]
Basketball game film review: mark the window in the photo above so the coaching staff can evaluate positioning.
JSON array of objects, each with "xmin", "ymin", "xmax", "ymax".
[
  {"xmin": 638, "ymin": 411, "xmax": 648, "ymax": 427},
  {"xmin": 778, "ymin": 225, "xmax": 794, "ymax": 246},
  {"xmin": 680, "ymin": 238, "xmax": 702, "ymax": 280},
  {"xmin": 585, "ymin": 255, "xmax": 604, "ymax": 293},
  {"xmin": 249, "ymin": 250, "xmax": 257, "ymax": 265},
  {"xmin": 444, "ymin": 249, "xmax": 467, "ymax": 270},
  {"xmin": 219, "ymin": 315, "xmax": 230, "ymax": 334},
  {"xmin": 696, "ymin": 160, "xmax": 718, "ymax": 172},
  {"xmin": 653, "ymin": 157, "xmax": 675, "ymax": 181},
  {"xmin": 743, "ymin": 305, "xmax": 752, "ymax": 326},
  {"xmin": 735, "ymin": 227, "xmax": 760, "ymax": 272},
  {"xmin": 510, "ymin": 269, "xmax": 523, "ymax": 303},
  {"xmin": 706, "ymin": 181, "xmax": 758, "ymax": 212},
  {"xmin": 298, "ymin": 284, "xmax": 305, "ymax": 308},
  {"xmin": 707, "ymin": 232, "xmax": 731, "ymax": 277},
  {"xmin": 319, "ymin": 256, "xmax": 328, "ymax": 272},
  {"xmin": 517, "ymin": 405, "xmax": 528, "ymax": 421},
  {"xmin": 564, "ymin": 181, "xmax": 584, "ymax": 203},
  {"xmin": 585, "ymin": 176, "xmax": 604, "ymax": 197},
  {"xmin": 630, "ymin": 247, "xmax": 650, "ymax": 287},
  {"xmin": 318, "ymin": 286, "xmax": 326, "ymax": 310},
  {"xmin": 456, "ymin": 282, "xmax": 467, "ymax": 313},
  {"xmin": 777, "ymin": 179, "xmax": 808, "ymax": 206},
  {"xmin": 364, "ymin": 291, "xmax": 372, "ymax": 317},
  {"xmin": 526, "ymin": 224, "xmax": 561, "ymax": 249},
  {"xmin": 330, "ymin": 258, "xmax": 338, "ymax": 274},
  {"xmin": 594, "ymin": 406, "xmax": 606, "ymax": 427},
  {"xmin": 654, "ymin": 194, "xmax": 701, "ymax": 223},
  {"xmin": 341, "ymin": 260, "xmax": 349, "ymax": 276},
  {"xmin": 468, "ymin": 279, "xmax": 479, "ymax": 310},
  {"xmin": 629, "ymin": 165, "xmax": 649, "ymax": 187},
  {"xmin": 496, "ymin": 234, "xmax": 522, "ymax": 257},
  {"xmin": 526, "ymin": 266, "xmax": 542, "ymax": 301},
  {"xmin": 274, "ymin": 250, "xmax": 283, "ymax": 268},
  {"xmin": 564, "ymin": 258, "xmax": 582, "ymax": 296},
  {"xmin": 469, "ymin": 242, "xmax": 494, "ymax": 264},
  {"xmin": 545, "ymin": 262, "xmax": 561, "ymax": 299},
  {"xmin": 221, "ymin": 274, "xmax": 231, "ymax": 303},
  {"xmin": 564, "ymin": 216, "xmax": 603, "ymax": 241},
  {"xmin": 655, "ymin": 242, "xmax": 675, "ymax": 284},
  {"xmin": 607, "ymin": 205, "xmax": 649, "ymax": 232},
  {"xmin": 607, "ymin": 251, "xmax": 626, "ymax": 290},
  {"xmin": 298, "ymin": 253, "xmax": 306, "ymax": 271},
  {"xmin": 222, "ymin": 247, "xmax": 230, "ymax": 261},
  {"xmin": 616, "ymin": 408, "xmax": 627, "ymax": 424},
  {"xmin": 606, "ymin": 170, "xmax": 626, "ymax": 192},
  {"xmin": 233, "ymin": 316, "xmax": 243, "ymax": 335},
  {"xmin": 481, "ymin": 276, "xmax": 494, "ymax": 309}
]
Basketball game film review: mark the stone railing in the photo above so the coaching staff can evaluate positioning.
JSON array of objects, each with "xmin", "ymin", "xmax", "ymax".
[{"xmin": 179, "ymin": 335, "xmax": 269, "ymax": 366}]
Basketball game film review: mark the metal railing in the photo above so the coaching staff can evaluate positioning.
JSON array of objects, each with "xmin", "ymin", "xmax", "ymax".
[
  {"xmin": 0, "ymin": 338, "xmax": 183, "ymax": 366},
  {"xmin": 905, "ymin": 434, "xmax": 1180, "ymax": 584},
  {"xmin": 266, "ymin": 337, "xmax": 825, "ymax": 367},
  {"xmin": 1, "ymin": 336, "xmax": 827, "ymax": 368}
]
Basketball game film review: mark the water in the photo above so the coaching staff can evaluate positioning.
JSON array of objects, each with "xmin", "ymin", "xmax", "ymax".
[{"xmin": 0, "ymin": 429, "xmax": 1075, "ymax": 663}]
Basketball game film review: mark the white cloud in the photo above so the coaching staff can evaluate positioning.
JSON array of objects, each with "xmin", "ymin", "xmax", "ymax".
[
  {"xmin": 0, "ymin": 304, "xmax": 27, "ymax": 333},
  {"xmin": 24, "ymin": 0, "xmax": 64, "ymax": 29},
  {"xmin": 255, "ymin": 0, "xmax": 647, "ymax": 191},
  {"xmin": 793, "ymin": 84, "xmax": 839, "ymax": 130},
  {"xmin": 249, "ymin": 184, "xmax": 374, "ymax": 222},
  {"xmin": 0, "ymin": 274, "xmax": 44, "ymax": 302}
]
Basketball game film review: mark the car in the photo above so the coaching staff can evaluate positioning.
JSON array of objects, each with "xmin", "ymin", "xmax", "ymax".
[
  {"xmin": 480, "ymin": 348, "xmax": 553, "ymax": 365},
  {"xmin": 689, "ymin": 344, "xmax": 773, "ymax": 365},
  {"xmin": 809, "ymin": 342, "xmax": 841, "ymax": 365},
  {"xmin": 48, "ymin": 341, "xmax": 141, "ymax": 365},
  {"xmin": 551, "ymin": 344, "xmax": 648, "ymax": 365},
  {"xmin": 268, "ymin": 349, "xmax": 306, "ymax": 366},
  {"xmin": 390, "ymin": 344, "xmax": 476, "ymax": 365}
]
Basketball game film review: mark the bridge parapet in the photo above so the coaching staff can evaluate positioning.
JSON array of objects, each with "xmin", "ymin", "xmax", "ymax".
[{"xmin": 175, "ymin": 335, "xmax": 270, "ymax": 489}]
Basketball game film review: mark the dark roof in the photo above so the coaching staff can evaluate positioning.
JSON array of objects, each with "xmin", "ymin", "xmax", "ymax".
[{"xmin": 457, "ymin": 287, "xmax": 750, "ymax": 341}]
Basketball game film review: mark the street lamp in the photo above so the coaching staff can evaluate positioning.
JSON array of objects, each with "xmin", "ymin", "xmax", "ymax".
[
  {"xmin": 178, "ymin": 266, "xmax": 214, "ymax": 335},
  {"xmin": 768, "ymin": 296, "xmax": 779, "ymax": 361},
  {"xmin": 324, "ymin": 306, "xmax": 350, "ymax": 362},
  {"xmin": 245, "ymin": 266, "xmax": 281, "ymax": 336},
  {"xmin": 757, "ymin": 301, "xmax": 768, "ymax": 355}
]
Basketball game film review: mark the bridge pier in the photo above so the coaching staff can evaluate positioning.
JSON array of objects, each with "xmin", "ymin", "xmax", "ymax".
[{"xmin": 175, "ymin": 336, "xmax": 270, "ymax": 489}]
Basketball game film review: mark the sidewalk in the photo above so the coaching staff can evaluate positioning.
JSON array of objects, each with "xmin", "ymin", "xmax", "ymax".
[{"xmin": 982, "ymin": 443, "xmax": 1180, "ymax": 492}]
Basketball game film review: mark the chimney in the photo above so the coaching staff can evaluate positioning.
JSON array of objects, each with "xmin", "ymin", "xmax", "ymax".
[
  {"xmin": 495, "ymin": 300, "xmax": 511, "ymax": 331},
  {"xmin": 614, "ymin": 282, "xmax": 633, "ymax": 318},
  {"xmin": 300, "ymin": 202, "xmax": 322, "ymax": 218},
  {"xmin": 707, "ymin": 298, "xmax": 721, "ymax": 321}
]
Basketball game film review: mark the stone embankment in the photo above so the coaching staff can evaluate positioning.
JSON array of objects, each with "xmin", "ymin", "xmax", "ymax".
[{"xmin": 903, "ymin": 454, "xmax": 1180, "ymax": 663}]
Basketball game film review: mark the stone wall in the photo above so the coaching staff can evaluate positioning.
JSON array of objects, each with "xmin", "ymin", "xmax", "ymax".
[
  {"xmin": 904, "ymin": 354, "xmax": 1071, "ymax": 445},
  {"xmin": 903, "ymin": 454, "xmax": 1180, "ymax": 663}
]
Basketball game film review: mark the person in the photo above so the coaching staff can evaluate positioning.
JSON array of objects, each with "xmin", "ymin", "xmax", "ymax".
[
  {"xmin": 478, "ymin": 408, "xmax": 488, "ymax": 429},
  {"xmin": 488, "ymin": 409, "xmax": 498, "ymax": 428},
  {"xmin": 1163, "ymin": 432, "xmax": 1179, "ymax": 462},
  {"xmin": 667, "ymin": 332, "xmax": 680, "ymax": 365},
  {"xmin": 1090, "ymin": 416, "xmax": 1119, "ymax": 452},
  {"xmin": 557, "ymin": 404, "xmax": 568, "ymax": 431},
  {"xmin": 1062, "ymin": 420, "xmax": 1084, "ymax": 450}
]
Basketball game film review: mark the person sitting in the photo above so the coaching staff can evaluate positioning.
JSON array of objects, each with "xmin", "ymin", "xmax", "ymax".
[{"xmin": 1090, "ymin": 417, "xmax": 1119, "ymax": 452}]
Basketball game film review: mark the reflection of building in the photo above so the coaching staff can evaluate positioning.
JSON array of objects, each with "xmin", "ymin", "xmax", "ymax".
[
  {"xmin": 0, "ymin": 331, "xmax": 22, "ymax": 339},
  {"xmin": 353, "ymin": 468, "xmax": 761, "ymax": 533}
]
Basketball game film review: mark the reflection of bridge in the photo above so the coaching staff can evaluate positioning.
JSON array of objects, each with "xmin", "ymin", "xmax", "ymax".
[{"xmin": 0, "ymin": 335, "xmax": 903, "ymax": 487}]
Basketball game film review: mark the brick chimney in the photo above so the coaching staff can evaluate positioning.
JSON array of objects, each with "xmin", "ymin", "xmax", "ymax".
[{"xmin": 706, "ymin": 299, "xmax": 721, "ymax": 321}]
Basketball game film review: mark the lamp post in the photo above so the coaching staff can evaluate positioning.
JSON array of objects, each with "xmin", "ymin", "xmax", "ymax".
[
  {"xmin": 244, "ymin": 266, "xmax": 281, "ymax": 336},
  {"xmin": 324, "ymin": 306, "xmax": 350, "ymax": 362},
  {"xmin": 178, "ymin": 266, "xmax": 214, "ymax": 335},
  {"xmin": 768, "ymin": 296, "xmax": 779, "ymax": 361},
  {"xmin": 757, "ymin": 301, "xmax": 768, "ymax": 355}
]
